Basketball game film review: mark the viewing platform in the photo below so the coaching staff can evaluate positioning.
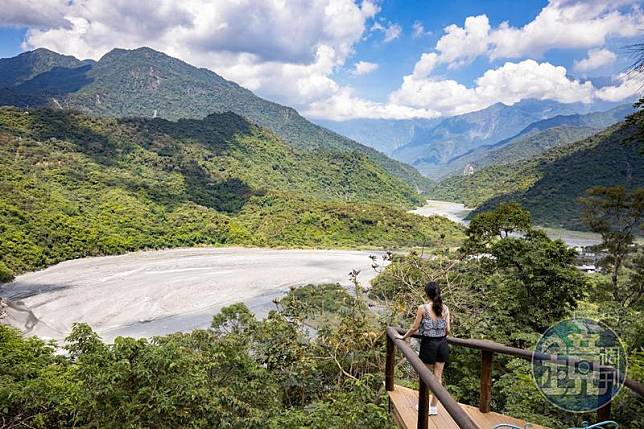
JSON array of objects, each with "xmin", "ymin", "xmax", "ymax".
[
  {"xmin": 388, "ymin": 384, "xmax": 548, "ymax": 429},
  {"xmin": 385, "ymin": 327, "xmax": 644, "ymax": 429}
]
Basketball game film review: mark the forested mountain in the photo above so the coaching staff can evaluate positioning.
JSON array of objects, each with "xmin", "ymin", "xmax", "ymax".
[
  {"xmin": 390, "ymin": 99, "xmax": 592, "ymax": 178},
  {"xmin": 0, "ymin": 107, "xmax": 462, "ymax": 279},
  {"xmin": 0, "ymin": 48, "xmax": 431, "ymax": 191},
  {"xmin": 429, "ymin": 111, "xmax": 644, "ymax": 229},
  {"xmin": 443, "ymin": 104, "xmax": 633, "ymax": 175}
]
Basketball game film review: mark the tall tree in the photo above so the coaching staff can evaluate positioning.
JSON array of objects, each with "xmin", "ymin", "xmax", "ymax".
[
  {"xmin": 464, "ymin": 202, "xmax": 532, "ymax": 253},
  {"xmin": 579, "ymin": 186, "xmax": 643, "ymax": 304}
]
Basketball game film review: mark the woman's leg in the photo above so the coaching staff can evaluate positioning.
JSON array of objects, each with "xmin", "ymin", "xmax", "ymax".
[
  {"xmin": 430, "ymin": 362, "xmax": 445, "ymax": 407},
  {"xmin": 425, "ymin": 363, "xmax": 434, "ymax": 405}
]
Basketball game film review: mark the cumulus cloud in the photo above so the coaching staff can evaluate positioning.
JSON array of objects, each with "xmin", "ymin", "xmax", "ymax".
[
  {"xmin": 391, "ymin": 59, "xmax": 596, "ymax": 116},
  {"xmin": 595, "ymin": 72, "xmax": 644, "ymax": 101},
  {"xmin": 304, "ymin": 87, "xmax": 440, "ymax": 121},
  {"xmin": 435, "ymin": 15, "xmax": 491, "ymax": 67},
  {"xmin": 0, "ymin": 0, "xmax": 71, "ymax": 28},
  {"xmin": 423, "ymin": 0, "xmax": 642, "ymax": 69},
  {"xmin": 489, "ymin": 0, "xmax": 642, "ymax": 59},
  {"xmin": 22, "ymin": 0, "xmax": 378, "ymax": 64},
  {"xmin": 383, "ymin": 24, "xmax": 402, "ymax": 42},
  {"xmin": 574, "ymin": 48, "xmax": 617, "ymax": 72},
  {"xmin": 411, "ymin": 53, "xmax": 439, "ymax": 79},
  {"xmin": 351, "ymin": 61, "xmax": 378, "ymax": 76},
  {"xmin": 385, "ymin": 0, "xmax": 642, "ymax": 119}
]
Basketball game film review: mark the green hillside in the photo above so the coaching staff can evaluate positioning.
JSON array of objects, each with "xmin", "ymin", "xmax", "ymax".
[
  {"xmin": 470, "ymin": 126, "xmax": 599, "ymax": 169},
  {"xmin": 438, "ymin": 105, "xmax": 632, "ymax": 177},
  {"xmin": 0, "ymin": 108, "xmax": 462, "ymax": 278},
  {"xmin": 429, "ymin": 112, "xmax": 644, "ymax": 229},
  {"xmin": 0, "ymin": 48, "xmax": 431, "ymax": 192}
]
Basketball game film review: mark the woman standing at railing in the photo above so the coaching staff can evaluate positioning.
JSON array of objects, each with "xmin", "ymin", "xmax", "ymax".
[{"xmin": 395, "ymin": 281, "xmax": 450, "ymax": 416}]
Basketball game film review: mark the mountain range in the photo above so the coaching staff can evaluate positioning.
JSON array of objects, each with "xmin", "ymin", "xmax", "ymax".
[
  {"xmin": 320, "ymin": 99, "xmax": 634, "ymax": 179},
  {"xmin": 0, "ymin": 47, "xmax": 431, "ymax": 192},
  {"xmin": 443, "ymin": 104, "xmax": 634, "ymax": 176},
  {"xmin": 428, "ymin": 110, "xmax": 643, "ymax": 229}
]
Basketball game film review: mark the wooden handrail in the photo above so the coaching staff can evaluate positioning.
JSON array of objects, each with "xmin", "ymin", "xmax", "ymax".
[
  {"xmin": 393, "ymin": 327, "xmax": 644, "ymax": 397},
  {"xmin": 388, "ymin": 326, "xmax": 644, "ymax": 426},
  {"xmin": 386, "ymin": 327, "xmax": 479, "ymax": 429}
]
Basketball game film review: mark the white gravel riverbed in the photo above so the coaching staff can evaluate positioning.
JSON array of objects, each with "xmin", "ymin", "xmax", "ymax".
[{"xmin": 0, "ymin": 247, "xmax": 383, "ymax": 342}]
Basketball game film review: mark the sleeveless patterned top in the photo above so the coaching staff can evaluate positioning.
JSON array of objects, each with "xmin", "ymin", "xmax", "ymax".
[{"xmin": 418, "ymin": 304, "xmax": 447, "ymax": 337}]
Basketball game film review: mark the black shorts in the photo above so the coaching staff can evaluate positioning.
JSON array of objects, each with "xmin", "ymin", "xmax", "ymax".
[{"xmin": 419, "ymin": 336, "xmax": 449, "ymax": 364}]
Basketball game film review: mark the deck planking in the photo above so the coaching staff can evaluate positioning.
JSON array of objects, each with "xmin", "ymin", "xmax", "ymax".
[{"xmin": 388, "ymin": 385, "xmax": 549, "ymax": 429}]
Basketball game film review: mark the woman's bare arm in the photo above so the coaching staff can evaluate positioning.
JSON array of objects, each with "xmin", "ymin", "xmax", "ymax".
[
  {"xmin": 445, "ymin": 305, "xmax": 451, "ymax": 336},
  {"xmin": 396, "ymin": 306, "xmax": 423, "ymax": 340}
]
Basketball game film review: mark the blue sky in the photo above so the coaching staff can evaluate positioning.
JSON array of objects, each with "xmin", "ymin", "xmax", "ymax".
[
  {"xmin": 0, "ymin": 0, "xmax": 642, "ymax": 120},
  {"xmin": 335, "ymin": 0, "xmax": 551, "ymax": 99}
]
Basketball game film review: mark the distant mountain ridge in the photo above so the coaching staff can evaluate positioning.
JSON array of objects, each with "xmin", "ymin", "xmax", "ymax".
[
  {"xmin": 0, "ymin": 47, "xmax": 431, "ymax": 191},
  {"xmin": 320, "ymin": 98, "xmax": 634, "ymax": 179},
  {"xmin": 392, "ymin": 99, "xmax": 631, "ymax": 179},
  {"xmin": 428, "ymin": 111, "xmax": 644, "ymax": 230},
  {"xmin": 315, "ymin": 117, "xmax": 440, "ymax": 155},
  {"xmin": 443, "ymin": 104, "xmax": 634, "ymax": 175}
]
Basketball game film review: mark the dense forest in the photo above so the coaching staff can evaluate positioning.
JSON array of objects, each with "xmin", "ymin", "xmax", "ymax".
[
  {"xmin": 0, "ymin": 47, "xmax": 432, "ymax": 193},
  {"xmin": 2, "ymin": 204, "xmax": 642, "ymax": 428},
  {"xmin": 429, "ymin": 110, "xmax": 644, "ymax": 230},
  {"xmin": 0, "ymin": 107, "xmax": 462, "ymax": 281}
]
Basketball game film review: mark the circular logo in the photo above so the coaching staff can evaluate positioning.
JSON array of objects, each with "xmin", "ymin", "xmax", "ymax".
[{"xmin": 532, "ymin": 318, "xmax": 627, "ymax": 412}]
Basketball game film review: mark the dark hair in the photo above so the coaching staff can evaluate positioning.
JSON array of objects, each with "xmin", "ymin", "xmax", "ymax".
[{"xmin": 425, "ymin": 281, "xmax": 443, "ymax": 317}]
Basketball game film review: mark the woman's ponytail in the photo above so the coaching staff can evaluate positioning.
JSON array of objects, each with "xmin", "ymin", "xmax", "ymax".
[{"xmin": 425, "ymin": 281, "xmax": 443, "ymax": 317}]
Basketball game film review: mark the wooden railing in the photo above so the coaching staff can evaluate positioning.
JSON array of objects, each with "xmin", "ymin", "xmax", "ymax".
[
  {"xmin": 385, "ymin": 327, "xmax": 479, "ymax": 429},
  {"xmin": 385, "ymin": 327, "xmax": 644, "ymax": 429}
]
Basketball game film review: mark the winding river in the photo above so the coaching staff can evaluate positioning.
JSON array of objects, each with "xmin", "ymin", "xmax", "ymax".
[{"xmin": 411, "ymin": 199, "xmax": 602, "ymax": 248}]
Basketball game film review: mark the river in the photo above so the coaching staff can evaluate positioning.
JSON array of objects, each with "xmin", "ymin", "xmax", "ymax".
[
  {"xmin": 411, "ymin": 199, "xmax": 602, "ymax": 248},
  {"xmin": 0, "ymin": 201, "xmax": 602, "ymax": 342},
  {"xmin": 0, "ymin": 248, "xmax": 383, "ymax": 342}
]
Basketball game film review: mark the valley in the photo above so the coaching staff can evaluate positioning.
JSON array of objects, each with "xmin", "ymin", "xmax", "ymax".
[{"xmin": 0, "ymin": 28, "xmax": 642, "ymax": 429}]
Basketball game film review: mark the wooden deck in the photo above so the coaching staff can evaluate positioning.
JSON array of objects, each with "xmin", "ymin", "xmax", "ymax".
[{"xmin": 388, "ymin": 385, "xmax": 549, "ymax": 429}]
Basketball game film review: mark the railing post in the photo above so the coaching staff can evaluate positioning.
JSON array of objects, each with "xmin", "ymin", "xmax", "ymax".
[
  {"xmin": 386, "ymin": 334, "xmax": 395, "ymax": 391},
  {"xmin": 480, "ymin": 350, "xmax": 493, "ymax": 413},
  {"xmin": 418, "ymin": 377, "xmax": 429, "ymax": 429}
]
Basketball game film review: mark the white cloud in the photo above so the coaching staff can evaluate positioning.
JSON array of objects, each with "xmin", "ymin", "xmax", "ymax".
[
  {"xmin": 411, "ymin": 53, "xmax": 438, "ymax": 79},
  {"xmin": 475, "ymin": 60, "xmax": 594, "ymax": 104},
  {"xmin": 435, "ymin": 15, "xmax": 491, "ymax": 67},
  {"xmin": 595, "ymin": 72, "xmax": 644, "ymax": 101},
  {"xmin": 385, "ymin": 0, "xmax": 642, "ymax": 119},
  {"xmin": 574, "ymin": 48, "xmax": 617, "ymax": 72},
  {"xmin": 351, "ymin": 61, "xmax": 378, "ymax": 76},
  {"xmin": 489, "ymin": 0, "xmax": 642, "ymax": 59},
  {"xmin": 371, "ymin": 20, "xmax": 401, "ymax": 43},
  {"xmin": 0, "ymin": 0, "xmax": 71, "ymax": 28},
  {"xmin": 383, "ymin": 23, "xmax": 402, "ymax": 42},
  {"xmin": 391, "ymin": 59, "xmax": 596, "ymax": 117},
  {"xmin": 424, "ymin": 0, "xmax": 643, "ymax": 69},
  {"xmin": 304, "ymin": 87, "xmax": 440, "ymax": 121},
  {"xmin": 412, "ymin": 21, "xmax": 430, "ymax": 39}
]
